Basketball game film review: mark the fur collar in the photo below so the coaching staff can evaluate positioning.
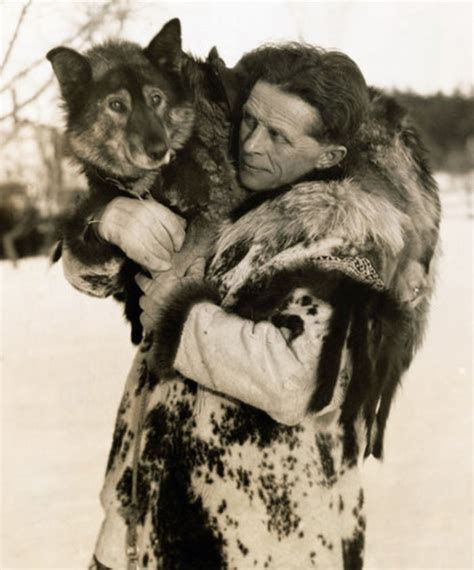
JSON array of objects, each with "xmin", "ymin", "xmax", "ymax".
[{"xmin": 215, "ymin": 179, "xmax": 411, "ymax": 287}]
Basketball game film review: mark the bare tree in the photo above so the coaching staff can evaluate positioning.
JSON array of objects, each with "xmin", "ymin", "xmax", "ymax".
[
  {"xmin": 0, "ymin": 0, "xmax": 134, "ymax": 260},
  {"xmin": 0, "ymin": 0, "xmax": 33, "ymax": 73}
]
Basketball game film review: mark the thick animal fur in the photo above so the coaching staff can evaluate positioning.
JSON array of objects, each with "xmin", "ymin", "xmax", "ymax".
[{"xmin": 48, "ymin": 19, "xmax": 245, "ymax": 343}]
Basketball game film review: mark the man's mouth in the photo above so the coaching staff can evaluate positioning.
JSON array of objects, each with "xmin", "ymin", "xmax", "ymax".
[{"xmin": 241, "ymin": 158, "xmax": 267, "ymax": 173}]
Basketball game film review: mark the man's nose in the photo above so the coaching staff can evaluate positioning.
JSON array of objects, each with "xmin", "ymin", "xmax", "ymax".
[{"xmin": 242, "ymin": 125, "xmax": 267, "ymax": 154}]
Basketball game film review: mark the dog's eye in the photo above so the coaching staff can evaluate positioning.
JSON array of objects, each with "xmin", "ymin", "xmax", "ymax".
[
  {"xmin": 109, "ymin": 100, "xmax": 127, "ymax": 113},
  {"xmin": 151, "ymin": 94, "xmax": 162, "ymax": 107}
]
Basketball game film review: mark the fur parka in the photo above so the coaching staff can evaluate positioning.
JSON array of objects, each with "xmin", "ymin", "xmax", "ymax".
[
  {"xmin": 60, "ymin": 86, "xmax": 440, "ymax": 569},
  {"xmin": 87, "ymin": 151, "xmax": 439, "ymax": 568}
]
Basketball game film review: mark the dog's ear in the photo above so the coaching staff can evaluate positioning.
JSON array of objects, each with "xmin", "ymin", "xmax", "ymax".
[
  {"xmin": 207, "ymin": 46, "xmax": 244, "ymax": 118},
  {"xmin": 47, "ymin": 47, "xmax": 92, "ymax": 100},
  {"xmin": 145, "ymin": 18, "xmax": 182, "ymax": 70}
]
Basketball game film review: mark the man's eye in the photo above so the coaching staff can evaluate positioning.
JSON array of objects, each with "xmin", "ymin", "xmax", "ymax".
[
  {"xmin": 151, "ymin": 93, "xmax": 162, "ymax": 107},
  {"xmin": 269, "ymin": 128, "xmax": 285, "ymax": 142},
  {"xmin": 109, "ymin": 100, "xmax": 127, "ymax": 113},
  {"xmin": 243, "ymin": 112, "xmax": 256, "ymax": 127},
  {"xmin": 273, "ymin": 131, "xmax": 290, "ymax": 144}
]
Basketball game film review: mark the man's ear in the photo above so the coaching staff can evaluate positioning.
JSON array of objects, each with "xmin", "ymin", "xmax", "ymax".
[
  {"xmin": 145, "ymin": 18, "xmax": 182, "ymax": 70},
  {"xmin": 47, "ymin": 47, "xmax": 91, "ymax": 100},
  {"xmin": 315, "ymin": 146, "xmax": 347, "ymax": 170}
]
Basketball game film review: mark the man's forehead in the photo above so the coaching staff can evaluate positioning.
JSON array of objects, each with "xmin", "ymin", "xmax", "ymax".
[{"xmin": 245, "ymin": 81, "xmax": 320, "ymax": 136}]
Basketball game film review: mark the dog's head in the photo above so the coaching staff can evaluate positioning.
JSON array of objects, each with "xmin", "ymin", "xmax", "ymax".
[{"xmin": 47, "ymin": 19, "xmax": 195, "ymax": 179}]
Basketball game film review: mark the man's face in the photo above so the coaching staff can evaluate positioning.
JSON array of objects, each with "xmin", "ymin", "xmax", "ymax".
[{"xmin": 239, "ymin": 81, "xmax": 336, "ymax": 191}]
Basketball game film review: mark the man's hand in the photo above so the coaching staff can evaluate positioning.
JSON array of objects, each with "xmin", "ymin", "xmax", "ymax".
[
  {"xmin": 96, "ymin": 197, "xmax": 187, "ymax": 273},
  {"xmin": 136, "ymin": 257, "xmax": 206, "ymax": 331}
]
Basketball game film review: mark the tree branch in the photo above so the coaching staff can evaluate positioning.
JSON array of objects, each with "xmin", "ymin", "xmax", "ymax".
[
  {"xmin": 0, "ymin": 77, "xmax": 54, "ymax": 122},
  {"xmin": 0, "ymin": 0, "xmax": 33, "ymax": 74},
  {"xmin": 1, "ymin": 118, "xmax": 59, "ymax": 147},
  {"xmin": 0, "ymin": 0, "xmax": 115, "ymax": 95}
]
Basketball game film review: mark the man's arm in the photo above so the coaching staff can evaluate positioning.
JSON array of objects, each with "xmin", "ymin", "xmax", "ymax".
[
  {"xmin": 143, "ymin": 274, "xmax": 348, "ymax": 426},
  {"xmin": 172, "ymin": 297, "xmax": 341, "ymax": 425}
]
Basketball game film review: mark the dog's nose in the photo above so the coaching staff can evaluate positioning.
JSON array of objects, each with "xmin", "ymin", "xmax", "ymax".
[{"xmin": 145, "ymin": 140, "xmax": 168, "ymax": 161}]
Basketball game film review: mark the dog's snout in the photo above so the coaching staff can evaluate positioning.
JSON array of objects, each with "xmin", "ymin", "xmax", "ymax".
[{"xmin": 145, "ymin": 139, "xmax": 168, "ymax": 161}]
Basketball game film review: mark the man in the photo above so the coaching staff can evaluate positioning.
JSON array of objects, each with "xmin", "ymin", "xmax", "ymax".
[{"xmin": 64, "ymin": 43, "xmax": 438, "ymax": 569}]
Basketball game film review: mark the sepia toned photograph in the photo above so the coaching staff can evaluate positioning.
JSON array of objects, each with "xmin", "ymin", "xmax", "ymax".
[{"xmin": 1, "ymin": 1, "xmax": 472, "ymax": 568}]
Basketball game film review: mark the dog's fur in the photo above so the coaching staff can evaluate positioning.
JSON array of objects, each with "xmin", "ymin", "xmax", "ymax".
[{"xmin": 48, "ymin": 19, "xmax": 245, "ymax": 343}]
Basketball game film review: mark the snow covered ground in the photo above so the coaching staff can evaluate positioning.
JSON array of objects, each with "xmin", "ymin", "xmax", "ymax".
[{"xmin": 1, "ymin": 191, "xmax": 472, "ymax": 569}]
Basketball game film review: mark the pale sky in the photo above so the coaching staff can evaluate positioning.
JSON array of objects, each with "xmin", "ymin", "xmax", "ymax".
[{"xmin": 1, "ymin": 1, "xmax": 472, "ymax": 125}]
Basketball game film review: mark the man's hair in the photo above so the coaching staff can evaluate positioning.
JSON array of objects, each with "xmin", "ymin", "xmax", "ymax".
[{"xmin": 235, "ymin": 43, "xmax": 369, "ymax": 144}]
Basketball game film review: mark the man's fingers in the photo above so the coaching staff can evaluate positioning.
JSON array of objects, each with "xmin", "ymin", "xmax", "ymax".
[
  {"xmin": 147, "ymin": 273, "xmax": 179, "ymax": 300},
  {"xmin": 121, "ymin": 213, "xmax": 182, "ymax": 269},
  {"xmin": 122, "ymin": 240, "xmax": 172, "ymax": 272},
  {"xmin": 117, "ymin": 224, "xmax": 173, "ymax": 271},
  {"xmin": 96, "ymin": 198, "xmax": 188, "ymax": 272},
  {"xmin": 135, "ymin": 273, "xmax": 152, "ymax": 293},
  {"xmin": 129, "ymin": 226, "xmax": 173, "ymax": 267},
  {"xmin": 139, "ymin": 295, "xmax": 155, "ymax": 313},
  {"xmin": 140, "ymin": 310, "xmax": 154, "ymax": 332},
  {"xmin": 139, "ymin": 295, "xmax": 161, "ymax": 319},
  {"xmin": 141, "ymin": 201, "xmax": 187, "ymax": 252}
]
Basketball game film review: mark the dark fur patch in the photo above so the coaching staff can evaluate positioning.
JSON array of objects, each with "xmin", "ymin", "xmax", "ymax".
[
  {"xmin": 342, "ymin": 488, "xmax": 365, "ymax": 569},
  {"xmin": 315, "ymin": 433, "xmax": 337, "ymax": 487},
  {"xmin": 342, "ymin": 529, "xmax": 365, "ymax": 570},
  {"xmin": 270, "ymin": 313, "xmax": 304, "ymax": 341},
  {"xmin": 309, "ymin": 298, "xmax": 351, "ymax": 413},
  {"xmin": 211, "ymin": 404, "xmax": 304, "ymax": 453},
  {"xmin": 135, "ymin": 385, "xmax": 229, "ymax": 567},
  {"xmin": 149, "ymin": 280, "xmax": 222, "ymax": 385},
  {"xmin": 231, "ymin": 265, "xmax": 344, "ymax": 322},
  {"xmin": 156, "ymin": 467, "xmax": 227, "ymax": 570}
]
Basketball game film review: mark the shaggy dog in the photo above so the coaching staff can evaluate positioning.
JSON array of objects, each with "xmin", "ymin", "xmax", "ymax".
[{"xmin": 48, "ymin": 18, "xmax": 245, "ymax": 343}]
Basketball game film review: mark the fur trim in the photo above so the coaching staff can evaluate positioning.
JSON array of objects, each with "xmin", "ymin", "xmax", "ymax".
[
  {"xmin": 149, "ymin": 280, "xmax": 221, "ymax": 386},
  {"xmin": 61, "ymin": 193, "xmax": 124, "ymax": 266},
  {"xmin": 232, "ymin": 264, "xmax": 349, "ymax": 321},
  {"xmin": 216, "ymin": 181, "xmax": 410, "ymax": 265}
]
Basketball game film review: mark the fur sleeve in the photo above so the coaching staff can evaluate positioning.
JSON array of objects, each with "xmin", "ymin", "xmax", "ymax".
[
  {"xmin": 149, "ymin": 280, "xmax": 222, "ymax": 383},
  {"xmin": 62, "ymin": 245, "xmax": 125, "ymax": 298},
  {"xmin": 61, "ymin": 194, "xmax": 125, "ymax": 266},
  {"xmin": 59, "ymin": 193, "xmax": 127, "ymax": 298}
]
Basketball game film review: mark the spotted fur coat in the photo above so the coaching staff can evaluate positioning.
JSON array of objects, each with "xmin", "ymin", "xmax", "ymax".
[{"xmin": 79, "ymin": 165, "xmax": 438, "ymax": 569}]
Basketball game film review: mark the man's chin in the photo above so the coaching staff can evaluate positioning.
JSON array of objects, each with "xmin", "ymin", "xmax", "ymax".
[{"xmin": 239, "ymin": 169, "xmax": 271, "ymax": 192}]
